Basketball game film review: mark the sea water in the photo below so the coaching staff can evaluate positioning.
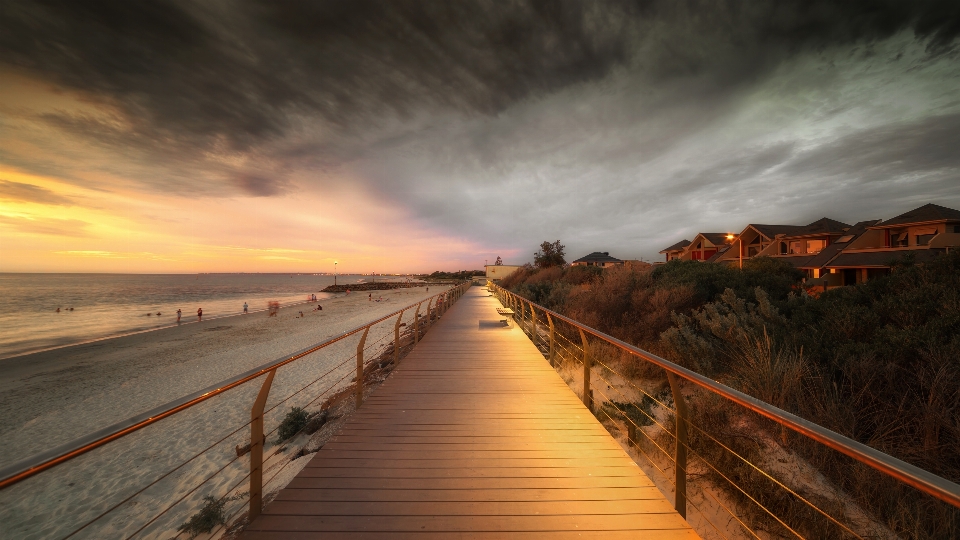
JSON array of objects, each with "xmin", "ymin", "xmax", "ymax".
[{"xmin": 0, "ymin": 273, "xmax": 385, "ymax": 359}]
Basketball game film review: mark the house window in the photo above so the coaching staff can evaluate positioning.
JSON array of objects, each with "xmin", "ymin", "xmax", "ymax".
[
  {"xmin": 916, "ymin": 234, "xmax": 936, "ymax": 246},
  {"xmin": 779, "ymin": 242, "xmax": 787, "ymax": 255},
  {"xmin": 892, "ymin": 232, "xmax": 907, "ymax": 247},
  {"xmin": 955, "ymin": 225, "xmax": 960, "ymax": 233},
  {"xmin": 789, "ymin": 241, "xmax": 803, "ymax": 254},
  {"xmin": 806, "ymin": 239, "xmax": 826, "ymax": 253}
]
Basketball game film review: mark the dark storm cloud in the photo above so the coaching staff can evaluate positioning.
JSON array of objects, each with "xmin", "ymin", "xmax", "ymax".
[
  {"xmin": 0, "ymin": 180, "xmax": 74, "ymax": 205},
  {"xmin": 2, "ymin": 0, "xmax": 960, "ymax": 260},
  {"xmin": 785, "ymin": 112, "xmax": 960, "ymax": 180},
  {"xmin": 664, "ymin": 142, "xmax": 797, "ymax": 198},
  {"xmin": 3, "ymin": 1, "xmax": 958, "ymax": 157}
]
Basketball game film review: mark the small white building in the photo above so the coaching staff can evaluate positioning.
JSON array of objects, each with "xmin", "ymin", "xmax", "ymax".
[{"xmin": 485, "ymin": 264, "xmax": 523, "ymax": 281}]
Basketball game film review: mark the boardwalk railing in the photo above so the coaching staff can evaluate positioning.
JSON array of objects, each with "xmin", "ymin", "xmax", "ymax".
[
  {"xmin": 491, "ymin": 282, "xmax": 960, "ymax": 539},
  {"xmin": 0, "ymin": 283, "xmax": 469, "ymax": 540}
]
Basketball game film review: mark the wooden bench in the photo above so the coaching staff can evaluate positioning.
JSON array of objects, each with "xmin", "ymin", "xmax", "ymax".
[{"xmin": 495, "ymin": 307, "xmax": 514, "ymax": 327}]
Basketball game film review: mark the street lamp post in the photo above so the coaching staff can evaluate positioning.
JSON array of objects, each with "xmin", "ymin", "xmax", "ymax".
[{"xmin": 335, "ymin": 261, "xmax": 338, "ymax": 286}]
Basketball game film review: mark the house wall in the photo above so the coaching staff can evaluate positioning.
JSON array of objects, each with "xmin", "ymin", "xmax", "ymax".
[
  {"xmin": 848, "ymin": 224, "xmax": 956, "ymax": 250},
  {"xmin": 485, "ymin": 265, "xmax": 522, "ymax": 280},
  {"xmin": 683, "ymin": 236, "xmax": 725, "ymax": 261},
  {"xmin": 716, "ymin": 229, "xmax": 763, "ymax": 265}
]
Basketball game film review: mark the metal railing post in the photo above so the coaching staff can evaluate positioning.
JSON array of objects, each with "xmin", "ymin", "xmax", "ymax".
[
  {"xmin": 356, "ymin": 326, "xmax": 370, "ymax": 408},
  {"xmin": 530, "ymin": 303, "xmax": 538, "ymax": 348},
  {"xmin": 579, "ymin": 328, "xmax": 591, "ymax": 411},
  {"xmin": 414, "ymin": 302, "xmax": 421, "ymax": 344},
  {"xmin": 394, "ymin": 309, "xmax": 404, "ymax": 365},
  {"xmin": 667, "ymin": 372, "xmax": 688, "ymax": 519},
  {"xmin": 249, "ymin": 368, "xmax": 276, "ymax": 521},
  {"xmin": 547, "ymin": 313, "xmax": 556, "ymax": 367}
]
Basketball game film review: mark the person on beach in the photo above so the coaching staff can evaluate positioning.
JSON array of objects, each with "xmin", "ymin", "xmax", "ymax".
[
  {"xmin": 56, "ymin": 307, "xmax": 60, "ymax": 313},
  {"xmin": 369, "ymin": 293, "xmax": 372, "ymax": 301},
  {"xmin": 177, "ymin": 309, "xmax": 181, "ymax": 322},
  {"xmin": 197, "ymin": 308, "xmax": 203, "ymax": 320},
  {"xmin": 243, "ymin": 302, "xmax": 248, "ymax": 314}
]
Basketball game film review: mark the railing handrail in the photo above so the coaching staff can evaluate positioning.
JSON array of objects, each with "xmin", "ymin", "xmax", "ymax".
[
  {"xmin": 491, "ymin": 283, "xmax": 960, "ymax": 509},
  {"xmin": 0, "ymin": 287, "xmax": 460, "ymax": 490}
]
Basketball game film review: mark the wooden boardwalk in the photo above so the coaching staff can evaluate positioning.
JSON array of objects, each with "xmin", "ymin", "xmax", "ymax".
[{"xmin": 241, "ymin": 286, "xmax": 698, "ymax": 539}]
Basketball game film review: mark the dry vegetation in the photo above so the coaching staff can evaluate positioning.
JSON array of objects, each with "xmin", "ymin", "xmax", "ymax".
[{"xmin": 503, "ymin": 252, "xmax": 960, "ymax": 539}]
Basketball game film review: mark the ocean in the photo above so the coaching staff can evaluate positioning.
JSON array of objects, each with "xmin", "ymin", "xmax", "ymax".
[{"xmin": 0, "ymin": 273, "xmax": 396, "ymax": 359}]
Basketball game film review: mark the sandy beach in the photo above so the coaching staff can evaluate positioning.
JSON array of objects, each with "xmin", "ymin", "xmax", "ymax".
[
  {"xmin": 0, "ymin": 285, "xmax": 445, "ymax": 467},
  {"xmin": 0, "ymin": 285, "xmax": 449, "ymax": 540}
]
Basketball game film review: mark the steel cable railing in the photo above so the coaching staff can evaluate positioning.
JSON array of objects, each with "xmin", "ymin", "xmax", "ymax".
[
  {"xmin": 519, "ymin": 291, "xmax": 821, "ymax": 538},
  {"xmin": 537, "ymin": 295, "xmax": 869, "ymax": 539},
  {"xmin": 0, "ymin": 282, "xmax": 470, "ymax": 540},
  {"xmin": 491, "ymin": 282, "xmax": 960, "ymax": 539}
]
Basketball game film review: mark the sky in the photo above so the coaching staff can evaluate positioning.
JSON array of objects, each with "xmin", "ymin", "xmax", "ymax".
[{"xmin": 1, "ymin": 1, "xmax": 959, "ymax": 273}]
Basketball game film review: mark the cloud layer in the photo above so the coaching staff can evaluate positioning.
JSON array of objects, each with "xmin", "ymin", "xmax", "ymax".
[{"xmin": 1, "ymin": 1, "xmax": 959, "ymax": 268}]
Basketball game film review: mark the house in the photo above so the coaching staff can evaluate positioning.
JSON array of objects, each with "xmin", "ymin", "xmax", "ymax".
[
  {"xmin": 753, "ymin": 217, "xmax": 852, "ymax": 277},
  {"xmin": 822, "ymin": 203, "xmax": 960, "ymax": 285},
  {"xmin": 659, "ymin": 239, "xmax": 691, "ymax": 262},
  {"xmin": 714, "ymin": 223, "xmax": 807, "ymax": 267},
  {"xmin": 570, "ymin": 252, "xmax": 625, "ymax": 268},
  {"xmin": 682, "ymin": 233, "xmax": 735, "ymax": 262},
  {"xmin": 798, "ymin": 220, "xmax": 880, "ymax": 288},
  {"xmin": 714, "ymin": 218, "xmax": 850, "ymax": 268},
  {"xmin": 485, "ymin": 264, "xmax": 523, "ymax": 281}
]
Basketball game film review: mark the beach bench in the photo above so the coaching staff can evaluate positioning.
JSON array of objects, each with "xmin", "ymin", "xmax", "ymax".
[{"xmin": 495, "ymin": 307, "xmax": 514, "ymax": 327}]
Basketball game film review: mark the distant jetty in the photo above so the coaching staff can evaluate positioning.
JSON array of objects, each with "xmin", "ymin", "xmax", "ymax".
[{"xmin": 321, "ymin": 282, "xmax": 453, "ymax": 293}]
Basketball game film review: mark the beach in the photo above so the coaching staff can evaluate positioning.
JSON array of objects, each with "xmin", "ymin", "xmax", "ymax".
[
  {"xmin": 0, "ymin": 284, "xmax": 448, "ymax": 539},
  {"xmin": 0, "ymin": 284, "xmax": 444, "ymax": 467}
]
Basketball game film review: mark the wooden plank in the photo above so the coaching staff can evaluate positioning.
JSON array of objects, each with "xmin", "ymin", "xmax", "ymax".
[
  {"xmin": 243, "ymin": 530, "xmax": 701, "ymax": 540},
  {"xmin": 263, "ymin": 499, "xmax": 678, "ymax": 516},
  {"xmin": 303, "ymin": 458, "xmax": 643, "ymax": 469},
  {"xmin": 245, "ymin": 513, "xmax": 691, "ymax": 532},
  {"xmin": 294, "ymin": 466, "xmax": 645, "ymax": 479},
  {"xmin": 240, "ymin": 286, "xmax": 697, "ymax": 539},
  {"xmin": 274, "ymin": 487, "xmax": 669, "ymax": 502},
  {"xmin": 311, "ymin": 449, "xmax": 631, "ymax": 460}
]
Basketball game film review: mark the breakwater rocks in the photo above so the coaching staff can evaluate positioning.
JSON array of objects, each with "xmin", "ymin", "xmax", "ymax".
[{"xmin": 321, "ymin": 282, "xmax": 453, "ymax": 293}]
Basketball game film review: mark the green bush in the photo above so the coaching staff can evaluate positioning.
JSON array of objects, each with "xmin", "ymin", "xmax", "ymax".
[
  {"xmin": 276, "ymin": 407, "xmax": 309, "ymax": 443},
  {"xmin": 603, "ymin": 397, "xmax": 656, "ymax": 428},
  {"xmin": 178, "ymin": 496, "xmax": 227, "ymax": 538}
]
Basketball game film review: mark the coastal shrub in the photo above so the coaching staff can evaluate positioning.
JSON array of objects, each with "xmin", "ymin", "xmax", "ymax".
[
  {"xmin": 602, "ymin": 397, "xmax": 656, "ymax": 428},
  {"xmin": 178, "ymin": 496, "xmax": 227, "ymax": 538},
  {"xmin": 651, "ymin": 257, "xmax": 802, "ymax": 304},
  {"xmin": 276, "ymin": 407, "xmax": 309, "ymax": 443}
]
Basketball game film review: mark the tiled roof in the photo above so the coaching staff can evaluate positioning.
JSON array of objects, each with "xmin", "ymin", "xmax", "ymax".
[
  {"xmin": 751, "ymin": 224, "xmax": 807, "ymax": 239},
  {"xmin": 698, "ymin": 233, "xmax": 732, "ymax": 246},
  {"xmin": 825, "ymin": 249, "xmax": 945, "ymax": 268},
  {"xmin": 873, "ymin": 203, "xmax": 960, "ymax": 227},
  {"xmin": 572, "ymin": 252, "xmax": 624, "ymax": 264},
  {"xmin": 794, "ymin": 217, "xmax": 851, "ymax": 236},
  {"xmin": 659, "ymin": 239, "xmax": 691, "ymax": 253},
  {"xmin": 705, "ymin": 245, "xmax": 731, "ymax": 262},
  {"xmin": 800, "ymin": 220, "xmax": 880, "ymax": 269}
]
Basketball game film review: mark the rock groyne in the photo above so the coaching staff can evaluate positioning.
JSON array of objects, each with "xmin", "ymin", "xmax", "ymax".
[{"xmin": 321, "ymin": 282, "xmax": 454, "ymax": 293}]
